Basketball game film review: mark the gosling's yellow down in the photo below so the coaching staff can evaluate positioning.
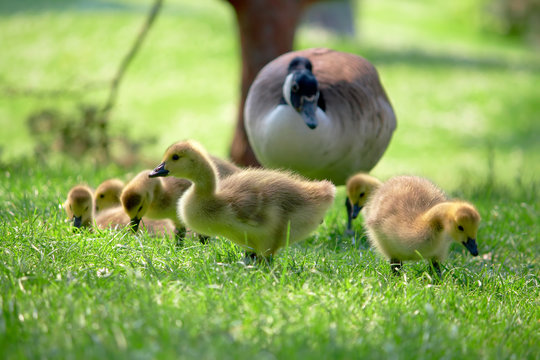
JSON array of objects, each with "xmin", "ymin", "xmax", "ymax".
[
  {"xmin": 64, "ymin": 185, "xmax": 94, "ymax": 228},
  {"xmin": 363, "ymin": 176, "xmax": 480, "ymax": 274},
  {"xmin": 64, "ymin": 184, "xmax": 175, "ymax": 236},
  {"xmin": 121, "ymin": 170, "xmax": 191, "ymax": 234},
  {"xmin": 149, "ymin": 140, "xmax": 336, "ymax": 259},
  {"xmin": 121, "ymin": 156, "xmax": 239, "ymax": 239},
  {"xmin": 94, "ymin": 207, "xmax": 175, "ymax": 236},
  {"xmin": 94, "ymin": 178, "xmax": 124, "ymax": 212},
  {"xmin": 345, "ymin": 173, "xmax": 382, "ymax": 233}
]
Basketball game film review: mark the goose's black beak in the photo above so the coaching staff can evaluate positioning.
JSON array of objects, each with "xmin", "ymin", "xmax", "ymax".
[
  {"xmin": 73, "ymin": 215, "xmax": 82, "ymax": 228},
  {"xmin": 149, "ymin": 162, "xmax": 169, "ymax": 178},
  {"xmin": 351, "ymin": 204, "xmax": 363, "ymax": 219},
  {"xmin": 300, "ymin": 99, "xmax": 318, "ymax": 130},
  {"xmin": 129, "ymin": 217, "xmax": 141, "ymax": 232},
  {"xmin": 463, "ymin": 237, "xmax": 478, "ymax": 256}
]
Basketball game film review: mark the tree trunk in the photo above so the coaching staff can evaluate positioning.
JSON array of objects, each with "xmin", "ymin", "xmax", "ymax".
[{"xmin": 226, "ymin": 0, "xmax": 317, "ymax": 166}]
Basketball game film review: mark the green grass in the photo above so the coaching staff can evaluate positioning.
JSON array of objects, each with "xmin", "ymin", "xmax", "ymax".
[
  {"xmin": 1, "ymin": 159, "xmax": 538, "ymax": 359},
  {"xmin": 1, "ymin": 0, "xmax": 539, "ymax": 359}
]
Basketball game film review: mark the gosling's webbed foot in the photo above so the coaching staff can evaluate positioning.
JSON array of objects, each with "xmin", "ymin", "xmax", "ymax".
[
  {"xmin": 242, "ymin": 251, "xmax": 272, "ymax": 266},
  {"xmin": 430, "ymin": 260, "xmax": 442, "ymax": 279},
  {"xmin": 345, "ymin": 197, "xmax": 353, "ymax": 234},
  {"xmin": 198, "ymin": 234, "xmax": 210, "ymax": 245},
  {"xmin": 243, "ymin": 251, "xmax": 258, "ymax": 265},
  {"xmin": 390, "ymin": 258, "xmax": 402, "ymax": 275},
  {"xmin": 175, "ymin": 227, "xmax": 187, "ymax": 247}
]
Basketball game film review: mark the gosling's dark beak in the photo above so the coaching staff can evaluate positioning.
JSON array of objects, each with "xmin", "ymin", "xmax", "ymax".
[
  {"xmin": 149, "ymin": 162, "xmax": 169, "ymax": 178},
  {"xmin": 463, "ymin": 237, "xmax": 478, "ymax": 256},
  {"xmin": 351, "ymin": 204, "xmax": 363, "ymax": 219},
  {"xmin": 300, "ymin": 99, "xmax": 318, "ymax": 130},
  {"xmin": 129, "ymin": 217, "xmax": 141, "ymax": 232},
  {"xmin": 73, "ymin": 215, "xmax": 82, "ymax": 228}
]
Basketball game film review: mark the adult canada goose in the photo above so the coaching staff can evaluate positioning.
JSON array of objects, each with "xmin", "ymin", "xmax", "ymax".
[
  {"xmin": 94, "ymin": 178, "xmax": 124, "ymax": 212},
  {"xmin": 363, "ymin": 176, "xmax": 480, "ymax": 275},
  {"xmin": 345, "ymin": 173, "xmax": 382, "ymax": 234},
  {"xmin": 244, "ymin": 48, "xmax": 396, "ymax": 185},
  {"xmin": 149, "ymin": 140, "xmax": 336, "ymax": 260}
]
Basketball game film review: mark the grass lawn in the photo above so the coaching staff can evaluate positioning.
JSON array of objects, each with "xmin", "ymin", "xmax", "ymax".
[{"xmin": 1, "ymin": 0, "xmax": 539, "ymax": 359}]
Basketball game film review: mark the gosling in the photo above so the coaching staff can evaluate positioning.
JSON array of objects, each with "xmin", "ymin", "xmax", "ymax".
[
  {"xmin": 363, "ymin": 175, "xmax": 480, "ymax": 275},
  {"xmin": 121, "ymin": 170, "xmax": 191, "ymax": 239},
  {"xmin": 149, "ymin": 140, "xmax": 336, "ymax": 260},
  {"xmin": 64, "ymin": 185, "xmax": 94, "ymax": 228},
  {"xmin": 95, "ymin": 178, "xmax": 124, "ymax": 212},
  {"xmin": 121, "ymin": 155, "xmax": 239, "ymax": 243},
  {"xmin": 64, "ymin": 184, "xmax": 175, "ymax": 236},
  {"xmin": 345, "ymin": 173, "xmax": 382, "ymax": 234},
  {"xmin": 95, "ymin": 207, "xmax": 175, "ymax": 236}
]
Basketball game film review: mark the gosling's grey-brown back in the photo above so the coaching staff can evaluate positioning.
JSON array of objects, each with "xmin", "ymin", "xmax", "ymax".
[{"xmin": 363, "ymin": 176, "xmax": 480, "ymax": 274}]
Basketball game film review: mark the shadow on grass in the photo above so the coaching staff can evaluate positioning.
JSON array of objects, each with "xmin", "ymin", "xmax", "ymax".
[
  {"xmin": 341, "ymin": 42, "xmax": 540, "ymax": 72},
  {"xmin": 0, "ymin": 0, "xmax": 146, "ymax": 14},
  {"xmin": 0, "ymin": 0, "xmax": 204, "ymax": 15},
  {"xmin": 371, "ymin": 47, "xmax": 538, "ymax": 71}
]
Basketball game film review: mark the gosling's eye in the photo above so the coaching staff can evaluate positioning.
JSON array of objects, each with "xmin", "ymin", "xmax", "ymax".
[
  {"xmin": 99, "ymin": 194, "xmax": 105, "ymax": 198},
  {"xmin": 359, "ymin": 192, "xmax": 365, "ymax": 198},
  {"xmin": 172, "ymin": 154, "xmax": 180, "ymax": 161},
  {"xmin": 458, "ymin": 225, "xmax": 464, "ymax": 231},
  {"xmin": 138, "ymin": 206, "xmax": 143, "ymax": 212},
  {"xmin": 291, "ymin": 83, "xmax": 299, "ymax": 92}
]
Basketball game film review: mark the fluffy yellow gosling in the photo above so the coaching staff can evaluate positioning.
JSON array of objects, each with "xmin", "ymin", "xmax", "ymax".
[
  {"xmin": 149, "ymin": 140, "xmax": 336, "ymax": 260},
  {"xmin": 94, "ymin": 178, "xmax": 125, "ymax": 212},
  {"xmin": 64, "ymin": 185, "xmax": 94, "ymax": 228},
  {"xmin": 121, "ymin": 170, "xmax": 191, "ymax": 239},
  {"xmin": 363, "ymin": 175, "xmax": 480, "ymax": 275},
  {"xmin": 121, "ymin": 154, "xmax": 239, "ymax": 244},
  {"xmin": 64, "ymin": 184, "xmax": 175, "ymax": 236},
  {"xmin": 345, "ymin": 173, "xmax": 382, "ymax": 234}
]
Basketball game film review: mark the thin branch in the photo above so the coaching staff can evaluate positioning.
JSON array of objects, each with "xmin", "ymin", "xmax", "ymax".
[{"xmin": 101, "ymin": 0, "xmax": 164, "ymax": 115}]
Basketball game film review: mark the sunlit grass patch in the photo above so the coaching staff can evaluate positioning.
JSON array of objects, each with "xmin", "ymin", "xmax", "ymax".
[{"xmin": 1, "ymin": 0, "xmax": 539, "ymax": 358}]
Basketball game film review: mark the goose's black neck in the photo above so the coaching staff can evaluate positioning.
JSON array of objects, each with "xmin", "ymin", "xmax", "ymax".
[
  {"xmin": 288, "ymin": 56, "xmax": 312, "ymax": 73},
  {"xmin": 280, "ymin": 91, "xmax": 326, "ymax": 112},
  {"xmin": 284, "ymin": 56, "xmax": 326, "ymax": 111}
]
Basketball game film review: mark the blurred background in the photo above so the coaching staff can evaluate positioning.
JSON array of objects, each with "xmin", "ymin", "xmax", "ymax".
[{"xmin": 0, "ymin": 0, "xmax": 538, "ymax": 190}]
